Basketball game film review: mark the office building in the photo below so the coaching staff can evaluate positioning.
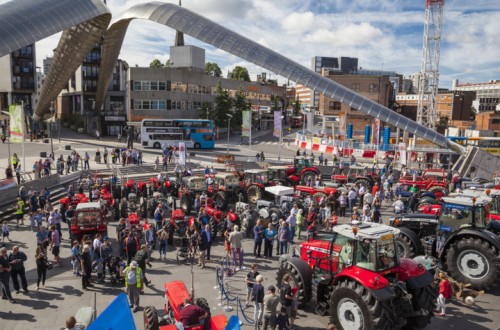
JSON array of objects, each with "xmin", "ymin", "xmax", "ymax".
[{"xmin": 452, "ymin": 79, "xmax": 500, "ymax": 112}]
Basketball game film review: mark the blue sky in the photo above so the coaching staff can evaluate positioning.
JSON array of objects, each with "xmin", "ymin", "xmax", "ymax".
[{"xmin": 2, "ymin": 0, "xmax": 499, "ymax": 88}]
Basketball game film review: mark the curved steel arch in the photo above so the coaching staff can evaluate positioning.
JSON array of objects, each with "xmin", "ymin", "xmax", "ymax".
[{"xmin": 92, "ymin": 2, "xmax": 460, "ymax": 151}]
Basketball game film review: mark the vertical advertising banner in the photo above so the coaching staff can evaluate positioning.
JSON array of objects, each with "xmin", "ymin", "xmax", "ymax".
[
  {"xmin": 9, "ymin": 104, "xmax": 23, "ymax": 143},
  {"xmin": 374, "ymin": 118, "xmax": 380, "ymax": 145},
  {"xmin": 399, "ymin": 142, "xmax": 407, "ymax": 166},
  {"xmin": 242, "ymin": 110, "xmax": 251, "ymax": 137},
  {"xmin": 338, "ymin": 112, "xmax": 346, "ymax": 136},
  {"xmin": 273, "ymin": 111, "xmax": 281, "ymax": 138},
  {"xmin": 178, "ymin": 142, "xmax": 186, "ymax": 166},
  {"xmin": 306, "ymin": 111, "xmax": 313, "ymax": 132}
]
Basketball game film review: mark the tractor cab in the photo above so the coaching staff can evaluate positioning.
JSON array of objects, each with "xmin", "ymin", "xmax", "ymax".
[
  {"xmin": 438, "ymin": 195, "xmax": 491, "ymax": 233},
  {"xmin": 268, "ymin": 165, "xmax": 292, "ymax": 184},
  {"xmin": 181, "ymin": 176, "xmax": 206, "ymax": 192},
  {"xmin": 302, "ymin": 223, "xmax": 401, "ymax": 275},
  {"xmin": 243, "ymin": 169, "xmax": 269, "ymax": 185},
  {"xmin": 294, "ymin": 156, "xmax": 313, "ymax": 173}
]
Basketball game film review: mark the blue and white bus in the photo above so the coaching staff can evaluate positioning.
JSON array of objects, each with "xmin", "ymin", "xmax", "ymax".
[{"xmin": 140, "ymin": 119, "xmax": 215, "ymax": 149}]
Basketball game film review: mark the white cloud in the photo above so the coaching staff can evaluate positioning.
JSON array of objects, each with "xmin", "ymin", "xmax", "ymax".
[{"xmin": 0, "ymin": 0, "xmax": 499, "ymax": 88}]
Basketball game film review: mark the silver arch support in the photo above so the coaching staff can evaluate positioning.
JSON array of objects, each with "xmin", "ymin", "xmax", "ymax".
[{"xmin": 93, "ymin": 2, "xmax": 462, "ymax": 152}]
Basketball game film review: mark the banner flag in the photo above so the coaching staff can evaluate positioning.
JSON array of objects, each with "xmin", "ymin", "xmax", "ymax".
[
  {"xmin": 338, "ymin": 112, "xmax": 346, "ymax": 136},
  {"xmin": 178, "ymin": 142, "xmax": 186, "ymax": 166},
  {"xmin": 306, "ymin": 111, "xmax": 313, "ymax": 132},
  {"xmin": 375, "ymin": 118, "xmax": 380, "ymax": 145},
  {"xmin": 273, "ymin": 111, "xmax": 281, "ymax": 138},
  {"xmin": 242, "ymin": 110, "xmax": 251, "ymax": 137},
  {"xmin": 9, "ymin": 105, "xmax": 23, "ymax": 143},
  {"xmin": 399, "ymin": 142, "xmax": 407, "ymax": 166}
]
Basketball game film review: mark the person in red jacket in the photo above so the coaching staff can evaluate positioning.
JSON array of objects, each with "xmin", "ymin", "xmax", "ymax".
[
  {"xmin": 436, "ymin": 271, "xmax": 452, "ymax": 316},
  {"xmin": 371, "ymin": 182, "xmax": 380, "ymax": 196}
]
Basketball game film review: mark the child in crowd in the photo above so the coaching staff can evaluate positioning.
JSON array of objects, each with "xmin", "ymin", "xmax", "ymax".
[
  {"xmin": 93, "ymin": 258, "xmax": 104, "ymax": 283},
  {"xmin": 2, "ymin": 221, "xmax": 12, "ymax": 242},
  {"xmin": 276, "ymin": 307, "xmax": 290, "ymax": 330}
]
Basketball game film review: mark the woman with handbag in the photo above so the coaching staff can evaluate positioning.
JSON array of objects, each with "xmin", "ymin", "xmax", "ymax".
[{"xmin": 35, "ymin": 246, "xmax": 48, "ymax": 289}]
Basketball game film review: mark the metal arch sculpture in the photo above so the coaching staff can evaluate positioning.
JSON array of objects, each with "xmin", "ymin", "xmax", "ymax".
[
  {"xmin": 0, "ymin": 0, "xmax": 111, "ymax": 120},
  {"xmin": 93, "ymin": 2, "xmax": 461, "ymax": 152}
]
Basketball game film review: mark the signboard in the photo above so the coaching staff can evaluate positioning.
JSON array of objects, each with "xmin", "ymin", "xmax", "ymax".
[
  {"xmin": 273, "ymin": 111, "xmax": 281, "ymax": 138},
  {"xmin": 338, "ymin": 112, "xmax": 347, "ymax": 136},
  {"xmin": 178, "ymin": 142, "xmax": 186, "ymax": 166},
  {"xmin": 374, "ymin": 118, "xmax": 380, "ymax": 145},
  {"xmin": 9, "ymin": 104, "xmax": 23, "ymax": 143},
  {"xmin": 398, "ymin": 142, "xmax": 407, "ymax": 166},
  {"xmin": 242, "ymin": 110, "xmax": 251, "ymax": 137}
]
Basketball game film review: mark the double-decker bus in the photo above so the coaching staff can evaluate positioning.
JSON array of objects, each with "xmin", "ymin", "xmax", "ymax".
[
  {"xmin": 141, "ymin": 119, "xmax": 215, "ymax": 149},
  {"xmin": 448, "ymin": 136, "xmax": 500, "ymax": 155}
]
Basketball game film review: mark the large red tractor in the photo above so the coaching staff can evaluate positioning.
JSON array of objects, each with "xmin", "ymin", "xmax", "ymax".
[
  {"xmin": 276, "ymin": 222, "xmax": 438, "ymax": 329},
  {"xmin": 144, "ymin": 280, "xmax": 227, "ymax": 330},
  {"xmin": 398, "ymin": 168, "xmax": 448, "ymax": 198},
  {"xmin": 242, "ymin": 169, "xmax": 274, "ymax": 204}
]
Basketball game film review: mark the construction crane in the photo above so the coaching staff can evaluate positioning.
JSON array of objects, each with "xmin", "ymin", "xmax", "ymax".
[{"xmin": 416, "ymin": 0, "xmax": 445, "ymax": 131}]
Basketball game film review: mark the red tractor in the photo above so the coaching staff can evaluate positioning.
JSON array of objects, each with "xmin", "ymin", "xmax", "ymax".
[
  {"xmin": 294, "ymin": 185, "xmax": 338, "ymax": 204},
  {"xmin": 241, "ymin": 169, "xmax": 275, "ymax": 204},
  {"xmin": 331, "ymin": 164, "xmax": 380, "ymax": 190},
  {"xmin": 178, "ymin": 176, "xmax": 212, "ymax": 214},
  {"xmin": 144, "ymin": 280, "xmax": 227, "ymax": 330},
  {"xmin": 398, "ymin": 168, "xmax": 448, "ymax": 198},
  {"xmin": 268, "ymin": 156, "xmax": 320, "ymax": 186},
  {"xmin": 70, "ymin": 202, "xmax": 108, "ymax": 241},
  {"xmin": 276, "ymin": 222, "xmax": 437, "ymax": 329},
  {"xmin": 208, "ymin": 173, "xmax": 248, "ymax": 210}
]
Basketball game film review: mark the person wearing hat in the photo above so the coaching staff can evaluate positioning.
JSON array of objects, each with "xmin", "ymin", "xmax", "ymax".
[{"xmin": 121, "ymin": 260, "xmax": 144, "ymax": 312}]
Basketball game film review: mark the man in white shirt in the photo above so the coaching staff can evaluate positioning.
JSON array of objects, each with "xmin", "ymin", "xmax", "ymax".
[
  {"xmin": 93, "ymin": 233, "xmax": 103, "ymax": 258},
  {"xmin": 392, "ymin": 197, "xmax": 405, "ymax": 214},
  {"xmin": 364, "ymin": 191, "xmax": 374, "ymax": 207},
  {"xmin": 348, "ymin": 188, "xmax": 357, "ymax": 212},
  {"xmin": 358, "ymin": 184, "xmax": 366, "ymax": 207}
]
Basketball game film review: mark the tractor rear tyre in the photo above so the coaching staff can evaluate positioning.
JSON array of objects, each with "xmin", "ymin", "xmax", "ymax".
[
  {"xmin": 396, "ymin": 235, "xmax": 417, "ymax": 258},
  {"xmin": 209, "ymin": 217, "xmax": 219, "ymax": 238},
  {"xmin": 403, "ymin": 285, "xmax": 438, "ymax": 330},
  {"xmin": 215, "ymin": 191, "xmax": 229, "ymax": 210},
  {"xmin": 445, "ymin": 237, "xmax": 500, "ymax": 290},
  {"xmin": 428, "ymin": 186, "xmax": 447, "ymax": 199},
  {"xmin": 144, "ymin": 306, "xmax": 160, "ymax": 330},
  {"xmin": 312, "ymin": 192, "xmax": 326, "ymax": 204},
  {"xmin": 235, "ymin": 188, "xmax": 248, "ymax": 204},
  {"xmin": 330, "ymin": 279, "xmax": 396, "ymax": 330},
  {"xmin": 247, "ymin": 185, "xmax": 263, "ymax": 204},
  {"xmin": 180, "ymin": 195, "xmax": 193, "ymax": 214},
  {"xmin": 276, "ymin": 258, "xmax": 313, "ymax": 304},
  {"xmin": 300, "ymin": 170, "xmax": 317, "ymax": 185},
  {"xmin": 354, "ymin": 178, "xmax": 373, "ymax": 191},
  {"xmin": 417, "ymin": 196, "xmax": 436, "ymax": 208},
  {"xmin": 269, "ymin": 207, "xmax": 281, "ymax": 227}
]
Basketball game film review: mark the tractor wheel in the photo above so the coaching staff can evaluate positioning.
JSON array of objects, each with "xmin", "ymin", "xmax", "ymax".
[
  {"xmin": 445, "ymin": 237, "xmax": 500, "ymax": 290},
  {"xmin": 354, "ymin": 178, "xmax": 372, "ymax": 191},
  {"xmin": 330, "ymin": 279, "xmax": 396, "ymax": 330},
  {"xmin": 396, "ymin": 235, "xmax": 417, "ymax": 258},
  {"xmin": 403, "ymin": 285, "xmax": 438, "ymax": 330},
  {"xmin": 276, "ymin": 258, "xmax": 313, "ymax": 304},
  {"xmin": 428, "ymin": 186, "xmax": 447, "ymax": 199},
  {"xmin": 241, "ymin": 214, "xmax": 255, "ymax": 238},
  {"xmin": 300, "ymin": 170, "xmax": 317, "ymax": 185},
  {"xmin": 417, "ymin": 196, "xmax": 436, "ymax": 208},
  {"xmin": 269, "ymin": 207, "xmax": 281, "ymax": 226},
  {"xmin": 180, "ymin": 195, "xmax": 193, "ymax": 214},
  {"xmin": 113, "ymin": 200, "xmax": 120, "ymax": 221},
  {"xmin": 312, "ymin": 192, "xmax": 326, "ymax": 205},
  {"xmin": 215, "ymin": 191, "xmax": 229, "ymax": 210},
  {"xmin": 236, "ymin": 188, "xmax": 248, "ymax": 204},
  {"xmin": 209, "ymin": 217, "xmax": 218, "ymax": 238},
  {"xmin": 247, "ymin": 185, "xmax": 263, "ymax": 204},
  {"xmin": 144, "ymin": 306, "xmax": 160, "ymax": 330}
]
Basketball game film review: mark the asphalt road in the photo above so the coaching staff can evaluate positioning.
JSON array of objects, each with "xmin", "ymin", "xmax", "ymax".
[{"xmin": 0, "ymin": 131, "xmax": 499, "ymax": 330}]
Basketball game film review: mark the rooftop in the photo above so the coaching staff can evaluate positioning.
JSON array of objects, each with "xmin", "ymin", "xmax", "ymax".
[{"xmin": 334, "ymin": 223, "xmax": 400, "ymax": 240}]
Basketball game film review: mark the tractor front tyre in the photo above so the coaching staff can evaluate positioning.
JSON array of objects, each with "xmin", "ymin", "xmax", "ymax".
[
  {"xmin": 300, "ymin": 170, "xmax": 317, "ymax": 185},
  {"xmin": 144, "ymin": 306, "xmax": 160, "ymax": 330},
  {"xmin": 396, "ymin": 235, "xmax": 417, "ymax": 259},
  {"xmin": 445, "ymin": 237, "xmax": 500, "ymax": 290},
  {"xmin": 276, "ymin": 259, "xmax": 312, "ymax": 304},
  {"xmin": 404, "ymin": 285, "xmax": 438, "ymax": 330},
  {"xmin": 247, "ymin": 185, "xmax": 263, "ymax": 204},
  {"xmin": 312, "ymin": 192, "xmax": 326, "ymax": 205},
  {"xmin": 330, "ymin": 279, "xmax": 395, "ymax": 330},
  {"xmin": 209, "ymin": 217, "xmax": 219, "ymax": 238},
  {"xmin": 428, "ymin": 186, "xmax": 447, "ymax": 199},
  {"xmin": 180, "ymin": 195, "xmax": 193, "ymax": 214},
  {"xmin": 354, "ymin": 178, "xmax": 372, "ymax": 191},
  {"xmin": 215, "ymin": 191, "xmax": 229, "ymax": 210}
]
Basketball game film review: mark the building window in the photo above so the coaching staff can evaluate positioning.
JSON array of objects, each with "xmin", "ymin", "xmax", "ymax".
[
  {"xmin": 328, "ymin": 101, "xmax": 342, "ymax": 111},
  {"xmin": 351, "ymin": 83, "xmax": 360, "ymax": 92},
  {"xmin": 134, "ymin": 99, "xmax": 166, "ymax": 110},
  {"xmin": 369, "ymin": 84, "xmax": 378, "ymax": 93},
  {"xmin": 172, "ymin": 82, "xmax": 187, "ymax": 92}
]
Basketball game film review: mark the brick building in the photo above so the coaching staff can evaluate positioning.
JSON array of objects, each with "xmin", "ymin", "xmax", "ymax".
[{"xmin": 475, "ymin": 112, "xmax": 500, "ymax": 133}]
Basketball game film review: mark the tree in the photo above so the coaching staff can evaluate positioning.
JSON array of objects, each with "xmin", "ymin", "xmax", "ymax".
[
  {"xmin": 232, "ymin": 88, "xmax": 250, "ymax": 127},
  {"xmin": 165, "ymin": 58, "xmax": 172, "ymax": 67},
  {"xmin": 293, "ymin": 97, "xmax": 301, "ymax": 116},
  {"xmin": 229, "ymin": 66, "xmax": 250, "ymax": 82},
  {"xmin": 198, "ymin": 102, "xmax": 214, "ymax": 120},
  {"xmin": 271, "ymin": 95, "xmax": 281, "ymax": 112},
  {"xmin": 150, "ymin": 59, "xmax": 165, "ymax": 68},
  {"xmin": 205, "ymin": 62, "xmax": 222, "ymax": 77},
  {"xmin": 213, "ymin": 83, "xmax": 233, "ymax": 127}
]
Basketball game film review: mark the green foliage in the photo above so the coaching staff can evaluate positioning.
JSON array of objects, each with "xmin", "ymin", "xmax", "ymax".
[
  {"xmin": 293, "ymin": 97, "xmax": 301, "ymax": 116},
  {"xmin": 198, "ymin": 102, "xmax": 213, "ymax": 120},
  {"xmin": 213, "ymin": 83, "xmax": 233, "ymax": 127},
  {"xmin": 271, "ymin": 96, "xmax": 281, "ymax": 112},
  {"xmin": 229, "ymin": 66, "xmax": 250, "ymax": 82},
  {"xmin": 165, "ymin": 58, "xmax": 172, "ymax": 67},
  {"xmin": 232, "ymin": 88, "xmax": 250, "ymax": 127},
  {"xmin": 205, "ymin": 62, "xmax": 222, "ymax": 77},
  {"xmin": 149, "ymin": 59, "xmax": 165, "ymax": 68}
]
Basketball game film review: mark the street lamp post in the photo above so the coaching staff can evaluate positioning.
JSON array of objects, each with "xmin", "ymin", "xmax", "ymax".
[
  {"xmin": 49, "ymin": 101, "xmax": 55, "ymax": 157},
  {"xmin": 278, "ymin": 115, "xmax": 284, "ymax": 163},
  {"xmin": 226, "ymin": 114, "xmax": 233, "ymax": 162}
]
